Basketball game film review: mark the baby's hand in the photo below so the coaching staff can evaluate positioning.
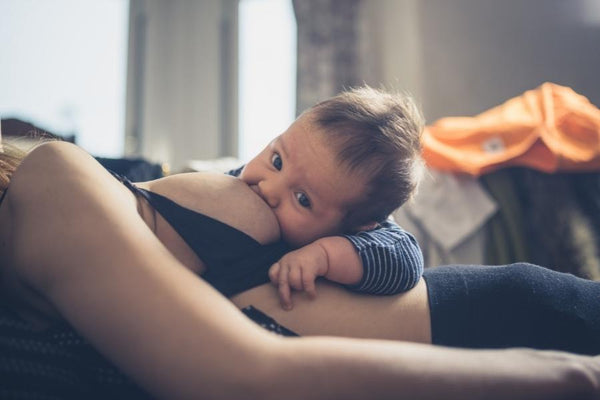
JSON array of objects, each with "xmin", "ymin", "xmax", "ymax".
[{"xmin": 268, "ymin": 242, "xmax": 329, "ymax": 310}]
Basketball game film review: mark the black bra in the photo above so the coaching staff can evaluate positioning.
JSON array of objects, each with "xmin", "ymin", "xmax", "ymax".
[{"xmin": 116, "ymin": 174, "xmax": 290, "ymax": 297}]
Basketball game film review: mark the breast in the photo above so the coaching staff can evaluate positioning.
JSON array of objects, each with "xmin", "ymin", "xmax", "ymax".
[
  {"xmin": 144, "ymin": 172, "xmax": 281, "ymax": 245},
  {"xmin": 133, "ymin": 185, "xmax": 207, "ymax": 275}
]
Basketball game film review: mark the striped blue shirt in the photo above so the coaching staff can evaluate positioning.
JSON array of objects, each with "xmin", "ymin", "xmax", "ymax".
[
  {"xmin": 228, "ymin": 166, "xmax": 424, "ymax": 295},
  {"xmin": 343, "ymin": 220, "xmax": 423, "ymax": 294}
]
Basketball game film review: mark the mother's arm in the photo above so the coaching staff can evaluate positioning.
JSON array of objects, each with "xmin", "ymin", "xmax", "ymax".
[{"xmin": 2, "ymin": 141, "xmax": 598, "ymax": 400}]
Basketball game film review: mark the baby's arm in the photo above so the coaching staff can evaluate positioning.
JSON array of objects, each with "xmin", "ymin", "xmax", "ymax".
[
  {"xmin": 342, "ymin": 220, "xmax": 424, "ymax": 294},
  {"xmin": 269, "ymin": 220, "xmax": 424, "ymax": 309}
]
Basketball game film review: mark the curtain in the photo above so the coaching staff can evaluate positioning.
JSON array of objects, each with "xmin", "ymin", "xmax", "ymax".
[{"xmin": 292, "ymin": 0, "xmax": 363, "ymax": 114}]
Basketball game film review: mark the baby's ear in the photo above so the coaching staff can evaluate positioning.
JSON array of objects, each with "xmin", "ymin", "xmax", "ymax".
[{"xmin": 353, "ymin": 221, "xmax": 378, "ymax": 233}]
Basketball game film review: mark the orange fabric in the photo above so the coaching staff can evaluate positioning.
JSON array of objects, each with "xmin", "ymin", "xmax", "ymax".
[{"xmin": 422, "ymin": 82, "xmax": 600, "ymax": 175}]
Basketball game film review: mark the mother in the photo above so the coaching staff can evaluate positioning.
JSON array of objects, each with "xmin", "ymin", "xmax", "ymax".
[{"xmin": 0, "ymin": 141, "xmax": 598, "ymax": 399}]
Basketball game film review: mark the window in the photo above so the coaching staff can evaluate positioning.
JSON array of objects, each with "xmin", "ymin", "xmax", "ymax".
[
  {"xmin": 238, "ymin": 0, "xmax": 296, "ymax": 162},
  {"xmin": 0, "ymin": 0, "xmax": 129, "ymax": 157}
]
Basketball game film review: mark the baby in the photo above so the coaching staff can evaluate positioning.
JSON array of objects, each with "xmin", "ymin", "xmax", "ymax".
[
  {"xmin": 232, "ymin": 86, "xmax": 425, "ymax": 309},
  {"xmin": 0, "ymin": 86, "xmax": 425, "ymax": 311}
]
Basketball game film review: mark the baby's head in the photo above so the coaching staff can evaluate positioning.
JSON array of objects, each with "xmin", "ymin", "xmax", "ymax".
[
  {"xmin": 240, "ymin": 86, "xmax": 424, "ymax": 246},
  {"xmin": 309, "ymin": 86, "xmax": 424, "ymax": 230}
]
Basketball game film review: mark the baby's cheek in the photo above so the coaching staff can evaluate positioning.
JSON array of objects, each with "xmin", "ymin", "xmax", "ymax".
[
  {"xmin": 286, "ymin": 220, "xmax": 323, "ymax": 247},
  {"xmin": 277, "ymin": 218, "xmax": 305, "ymax": 247}
]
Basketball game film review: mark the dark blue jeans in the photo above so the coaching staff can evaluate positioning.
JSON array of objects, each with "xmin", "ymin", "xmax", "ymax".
[{"xmin": 424, "ymin": 263, "xmax": 600, "ymax": 355}]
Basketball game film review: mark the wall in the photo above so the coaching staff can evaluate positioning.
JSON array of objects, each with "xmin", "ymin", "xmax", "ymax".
[
  {"xmin": 367, "ymin": 0, "xmax": 600, "ymax": 122},
  {"xmin": 128, "ymin": 0, "xmax": 600, "ymax": 169},
  {"xmin": 126, "ymin": 0, "xmax": 237, "ymax": 172}
]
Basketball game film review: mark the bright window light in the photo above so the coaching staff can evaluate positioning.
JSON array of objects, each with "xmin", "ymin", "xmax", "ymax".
[
  {"xmin": 0, "ymin": 0, "xmax": 129, "ymax": 157},
  {"xmin": 238, "ymin": 0, "xmax": 296, "ymax": 162}
]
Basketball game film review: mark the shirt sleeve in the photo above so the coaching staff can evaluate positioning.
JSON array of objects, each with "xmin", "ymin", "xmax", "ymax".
[{"xmin": 342, "ymin": 219, "xmax": 424, "ymax": 295}]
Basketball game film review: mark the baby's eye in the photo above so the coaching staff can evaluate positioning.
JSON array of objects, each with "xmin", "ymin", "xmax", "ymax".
[
  {"xmin": 295, "ymin": 192, "xmax": 311, "ymax": 208},
  {"xmin": 271, "ymin": 153, "xmax": 282, "ymax": 171}
]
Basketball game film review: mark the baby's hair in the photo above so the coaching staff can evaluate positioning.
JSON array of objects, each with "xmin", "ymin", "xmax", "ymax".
[{"xmin": 308, "ymin": 85, "xmax": 424, "ymax": 230}]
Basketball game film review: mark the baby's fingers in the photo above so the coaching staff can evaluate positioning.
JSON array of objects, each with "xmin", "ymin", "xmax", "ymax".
[
  {"xmin": 303, "ymin": 273, "xmax": 317, "ymax": 299},
  {"xmin": 288, "ymin": 266, "xmax": 304, "ymax": 291},
  {"xmin": 268, "ymin": 262, "xmax": 280, "ymax": 285},
  {"xmin": 277, "ymin": 265, "xmax": 293, "ymax": 310}
]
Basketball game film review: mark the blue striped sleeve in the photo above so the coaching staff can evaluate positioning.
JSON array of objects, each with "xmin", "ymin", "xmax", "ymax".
[{"xmin": 343, "ymin": 220, "xmax": 424, "ymax": 295}]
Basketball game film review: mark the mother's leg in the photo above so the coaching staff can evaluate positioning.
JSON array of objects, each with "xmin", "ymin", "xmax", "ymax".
[
  {"xmin": 424, "ymin": 263, "xmax": 600, "ymax": 355},
  {"xmin": 231, "ymin": 279, "xmax": 431, "ymax": 343}
]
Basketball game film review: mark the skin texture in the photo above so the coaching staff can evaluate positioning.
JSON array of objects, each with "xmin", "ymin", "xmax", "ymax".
[{"xmin": 0, "ymin": 142, "xmax": 598, "ymax": 400}]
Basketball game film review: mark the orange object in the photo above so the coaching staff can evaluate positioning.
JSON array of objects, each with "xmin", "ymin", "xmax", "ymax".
[{"xmin": 422, "ymin": 82, "xmax": 600, "ymax": 175}]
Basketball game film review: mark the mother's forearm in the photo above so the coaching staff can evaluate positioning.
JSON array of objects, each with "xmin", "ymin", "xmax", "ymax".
[{"xmin": 265, "ymin": 339, "xmax": 598, "ymax": 400}]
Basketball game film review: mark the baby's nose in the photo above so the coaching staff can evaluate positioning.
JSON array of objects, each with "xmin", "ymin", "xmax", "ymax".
[{"xmin": 258, "ymin": 181, "xmax": 279, "ymax": 208}]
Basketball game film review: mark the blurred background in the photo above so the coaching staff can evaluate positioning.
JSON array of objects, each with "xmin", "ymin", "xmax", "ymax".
[
  {"xmin": 1, "ymin": 0, "xmax": 600, "ymax": 171},
  {"xmin": 3, "ymin": 0, "xmax": 600, "ymax": 274}
]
